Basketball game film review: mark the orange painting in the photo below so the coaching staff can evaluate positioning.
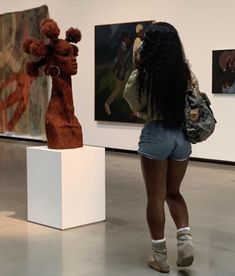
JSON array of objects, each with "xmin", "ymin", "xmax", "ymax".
[{"xmin": 0, "ymin": 5, "xmax": 49, "ymax": 139}]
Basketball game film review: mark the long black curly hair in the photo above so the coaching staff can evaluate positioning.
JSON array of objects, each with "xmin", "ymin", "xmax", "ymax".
[{"xmin": 138, "ymin": 22, "xmax": 191, "ymax": 127}]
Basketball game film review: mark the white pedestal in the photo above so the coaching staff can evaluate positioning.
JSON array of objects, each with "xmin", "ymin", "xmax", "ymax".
[{"xmin": 27, "ymin": 145, "xmax": 105, "ymax": 229}]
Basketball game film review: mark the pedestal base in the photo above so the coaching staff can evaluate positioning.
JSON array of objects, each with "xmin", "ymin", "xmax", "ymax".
[{"xmin": 27, "ymin": 145, "xmax": 105, "ymax": 229}]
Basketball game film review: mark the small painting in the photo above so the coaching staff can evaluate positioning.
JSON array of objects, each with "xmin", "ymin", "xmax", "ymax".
[
  {"xmin": 212, "ymin": 49, "xmax": 235, "ymax": 94},
  {"xmin": 95, "ymin": 21, "xmax": 153, "ymax": 123}
]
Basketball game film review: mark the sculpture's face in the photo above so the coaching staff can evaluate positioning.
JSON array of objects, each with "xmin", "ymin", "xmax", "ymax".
[{"xmin": 53, "ymin": 40, "xmax": 78, "ymax": 76}]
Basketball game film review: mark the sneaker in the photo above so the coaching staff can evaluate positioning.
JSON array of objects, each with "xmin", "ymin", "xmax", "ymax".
[
  {"xmin": 177, "ymin": 229, "xmax": 194, "ymax": 267},
  {"xmin": 147, "ymin": 240, "xmax": 170, "ymax": 273}
]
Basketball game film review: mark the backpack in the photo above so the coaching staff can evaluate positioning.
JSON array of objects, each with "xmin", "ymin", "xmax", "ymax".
[{"xmin": 183, "ymin": 89, "xmax": 216, "ymax": 144}]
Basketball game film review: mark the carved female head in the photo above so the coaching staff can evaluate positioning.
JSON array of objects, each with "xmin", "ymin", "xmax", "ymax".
[{"xmin": 23, "ymin": 18, "xmax": 81, "ymax": 78}]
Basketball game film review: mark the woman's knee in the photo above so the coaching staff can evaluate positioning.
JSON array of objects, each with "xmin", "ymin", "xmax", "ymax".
[
  {"xmin": 166, "ymin": 191, "xmax": 182, "ymax": 202},
  {"xmin": 147, "ymin": 195, "xmax": 166, "ymax": 204}
]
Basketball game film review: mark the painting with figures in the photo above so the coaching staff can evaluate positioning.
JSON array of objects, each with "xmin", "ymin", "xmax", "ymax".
[{"xmin": 95, "ymin": 21, "xmax": 153, "ymax": 123}]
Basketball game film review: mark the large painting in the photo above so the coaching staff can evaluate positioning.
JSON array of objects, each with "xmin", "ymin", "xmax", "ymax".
[
  {"xmin": 212, "ymin": 49, "xmax": 235, "ymax": 94},
  {"xmin": 0, "ymin": 5, "xmax": 49, "ymax": 139},
  {"xmin": 95, "ymin": 21, "xmax": 153, "ymax": 123}
]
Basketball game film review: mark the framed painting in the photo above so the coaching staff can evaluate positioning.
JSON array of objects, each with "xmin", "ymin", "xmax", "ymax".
[
  {"xmin": 95, "ymin": 20, "xmax": 153, "ymax": 123},
  {"xmin": 212, "ymin": 49, "xmax": 235, "ymax": 94},
  {"xmin": 0, "ymin": 5, "xmax": 49, "ymax": 139}
]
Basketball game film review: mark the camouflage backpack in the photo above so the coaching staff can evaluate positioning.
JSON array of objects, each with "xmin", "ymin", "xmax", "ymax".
[{"xmin": 183, "ymin": 89, "xmax": 216, "ymax": 144}]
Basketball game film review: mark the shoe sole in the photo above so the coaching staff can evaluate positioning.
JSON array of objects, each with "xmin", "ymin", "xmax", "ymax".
[
  {"xmin": 177, "ymin": 256, "xmax": 194, "ymax": 267},
  {"xmin": 147, "ymin": 258, "xmax": 170, "ymax": 273}
]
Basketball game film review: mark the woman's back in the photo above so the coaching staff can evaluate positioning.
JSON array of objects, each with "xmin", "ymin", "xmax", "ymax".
[{"xmin": 138, "ymin": 22, "xmax": 191, "ymax": 127}]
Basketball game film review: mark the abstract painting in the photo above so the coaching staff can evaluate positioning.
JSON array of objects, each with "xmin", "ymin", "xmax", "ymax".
[
  {"xmin": 0, "ymin": 5, "xmax": 49, "ymax": 139},
  {"xmin": 95, "ymin": 21, "xmax": 153, "ymax": 123},
  {"xmin": 212, "ymin": 49, "xmax": 235, "ymax": 94}
]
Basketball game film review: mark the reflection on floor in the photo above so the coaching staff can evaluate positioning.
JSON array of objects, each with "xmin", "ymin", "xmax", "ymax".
[{"xmin": 0, "ymin": 138, "xmax": 235, "ymax": 276}]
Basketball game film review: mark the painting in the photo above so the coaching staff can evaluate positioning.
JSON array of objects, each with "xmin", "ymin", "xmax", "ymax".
[
  {"xmin": 95, "ymin": 21, "xmax": 153, "ymax": 123},
  {"xmin": 0, "ymin": 5, "xmax": 49, "ymax": 139},
  {"xmin": 212, "ymin": 49, "xmax": 235, "ymax": 94}
]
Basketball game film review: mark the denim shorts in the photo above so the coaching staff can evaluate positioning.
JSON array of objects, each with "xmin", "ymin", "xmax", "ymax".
[{"xmin": 138, "ymin": 121, "xmax": 192, "ymax": 160}]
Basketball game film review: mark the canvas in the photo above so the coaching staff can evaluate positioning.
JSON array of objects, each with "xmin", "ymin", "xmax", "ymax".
[
  {"xmin": 95, "ymin": 21, "xmax": 153, "ymax": 123},
  {"xmin": 0, "ymin": 5, "xmax": 49, "ymax": 139},
  {"xmin": 212, "ymin": 49, "xmax": 235, "ymax": 94}
]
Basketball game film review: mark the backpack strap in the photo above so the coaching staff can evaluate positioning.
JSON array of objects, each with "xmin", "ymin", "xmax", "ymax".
[{"xmin": 188, "ymin": 71, "xmax": 200, "ymax": 94}]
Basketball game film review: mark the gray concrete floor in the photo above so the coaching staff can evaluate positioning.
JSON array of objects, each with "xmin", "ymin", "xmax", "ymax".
[{"xmin": 0, "ymin": 138, "xmax": 235, "ymax": 276}]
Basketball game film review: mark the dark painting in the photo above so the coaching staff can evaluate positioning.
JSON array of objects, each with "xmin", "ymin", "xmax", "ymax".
[
  {"xmin": 212, "ymin": 49, "xmax": 235, "ymax": 94},
  {"xmin": 95, "ymin": 21, "xmax": 153, "ymax": 123}
]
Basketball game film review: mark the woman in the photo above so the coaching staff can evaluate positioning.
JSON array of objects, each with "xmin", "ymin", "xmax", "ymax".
[
  {"xmin": 104, "ymin": 31, "xmax": 131, "ymax": 115},
  {"xmin": 124, "ymin": 22, "xmax": 198, "ymax": 273}
]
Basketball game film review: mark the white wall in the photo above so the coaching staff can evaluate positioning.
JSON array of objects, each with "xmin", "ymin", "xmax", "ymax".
[{"xmin": 1, "ymin": 0, "xmax": 235, "ymax": 161}]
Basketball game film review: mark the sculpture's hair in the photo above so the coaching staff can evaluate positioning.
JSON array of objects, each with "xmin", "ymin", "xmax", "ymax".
[
  {"xmin": 138, "ymin": 22, "xmax": 191, "ymax": 127},
  {"xmin": 23, "ymin": 18, "xmax": 81, "ymax": 77}
]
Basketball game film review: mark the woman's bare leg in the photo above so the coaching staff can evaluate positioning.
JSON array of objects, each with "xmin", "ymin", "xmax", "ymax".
[
  {"xmin": 140, "ymin": 155, "xmax": 168, "ymax": 240},
  {"xmin": 166, "ymin": 159, "xmax": 189, "ymax": 229}
]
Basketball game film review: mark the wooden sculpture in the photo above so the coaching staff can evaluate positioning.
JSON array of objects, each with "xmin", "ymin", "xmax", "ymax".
[{"xmin": 23, "ymin": 18, "xmax": 83, "ymax": 149}]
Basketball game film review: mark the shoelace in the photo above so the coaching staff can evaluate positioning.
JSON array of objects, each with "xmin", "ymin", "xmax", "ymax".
[{"xmin": 178, "ymin": 234, "xmax": 192, "ymax": 241}]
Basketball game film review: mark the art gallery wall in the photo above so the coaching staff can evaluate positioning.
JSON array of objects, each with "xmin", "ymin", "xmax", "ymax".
[{"xmin": 1, "ymin": 0, "xmax": 235, "ymax": 161}]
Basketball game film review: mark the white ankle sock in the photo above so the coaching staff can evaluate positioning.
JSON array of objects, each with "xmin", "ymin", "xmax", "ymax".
[
  {"xmin": 151, "ymin": 238, "xmax": 166, "ymax": 244},
  {"xmin": 177, "ymin": 226, "xmax": 191, "ymax": 233}
]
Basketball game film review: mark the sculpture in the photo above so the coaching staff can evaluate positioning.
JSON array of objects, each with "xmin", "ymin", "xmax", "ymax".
[{"xmin": 23, "ymin": 18, "xmax": 83, "ymax": 149}]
